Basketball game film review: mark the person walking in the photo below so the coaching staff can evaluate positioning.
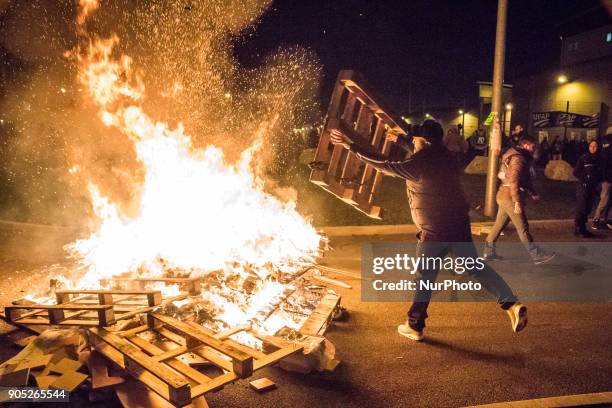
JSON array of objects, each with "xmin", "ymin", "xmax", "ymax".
[
  {"xmin": 573, "ymin": 140, "xmax": 604, "ymax": 238},
  {"xmin": 443, "ymin": 126, "xmax": 468, "ymax": 166},
  {"xmin": 330, "ymin": 120, "xmax": 527, "ymax": 341},
  {"xmin": 592, "ymin": 128, "xmax": 612, "ymax": 230},
  {"xmin": 483, "ymin": 135, "xmax": 555, "ymax": 264}
]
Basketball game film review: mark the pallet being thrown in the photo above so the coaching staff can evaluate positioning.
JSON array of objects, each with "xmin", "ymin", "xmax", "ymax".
[{"xmin": 88, "ymin": 312, "xmax": 306, "ymax": 407}]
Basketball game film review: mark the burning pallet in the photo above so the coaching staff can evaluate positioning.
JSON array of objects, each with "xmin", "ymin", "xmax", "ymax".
[
  {"xmin": 310, "ymin": 70, "xmax": 408, "ymax": 219},
  {"xmin": 1, "ymin": 289, "xmax": 188, "ymax": 329}
]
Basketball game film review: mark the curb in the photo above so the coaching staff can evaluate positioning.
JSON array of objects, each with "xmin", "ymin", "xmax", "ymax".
[
  {"xmin": 463, "ymin": 391, "xmax": 612, "ymax": 408},
  {"xmin": 320, "ymin": 219, "xmax": 574, "ymax": 237}
]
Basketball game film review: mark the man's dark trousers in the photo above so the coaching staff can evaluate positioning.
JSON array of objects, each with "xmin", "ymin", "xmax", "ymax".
[{"xmin": 407, "ymin": 218, "xmax": 518, "ymax": 331}]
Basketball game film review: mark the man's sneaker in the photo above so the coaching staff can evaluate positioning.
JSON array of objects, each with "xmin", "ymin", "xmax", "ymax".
[
  {"xmin": 532, "ymin": 251, "xmax": 556, "ymax": 265},
  {"xmin": 397, "ymin": 323, "xmax": 424, "ymax": 341},
  {"xmin": 483, "ymin": 251, "xmax": 504, "ymax": 261},
  {"xmin": 507, "ymin": 303, "xmax": 528, "ymax": 333},
  {"xmin": 592, "ymin": 221, "xmax": 611, "ymax": 231}
]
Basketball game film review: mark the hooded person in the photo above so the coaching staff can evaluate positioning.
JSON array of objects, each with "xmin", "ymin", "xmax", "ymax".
[
  {"xmin": 483, "ymin": 135, "xmax": 556, "ymax": 264},
  {"xmin": 329, "ymin": 120, "xmax": 527, "ymax": 341}
]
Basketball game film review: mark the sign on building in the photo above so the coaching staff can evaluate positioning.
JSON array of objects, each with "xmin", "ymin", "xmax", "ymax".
[{"xmin": 531, "ymin": 111, "xmax": 599, "ymax": 128}]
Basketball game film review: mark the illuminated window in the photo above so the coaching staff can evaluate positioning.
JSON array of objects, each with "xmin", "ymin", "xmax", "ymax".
[{"xmin": 607, "ymin": 32, "xmax": 611, "ymax": 42}]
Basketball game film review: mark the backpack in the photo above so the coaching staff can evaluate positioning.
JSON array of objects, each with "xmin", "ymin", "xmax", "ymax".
[{"xmin": 497, "ymin": 155, "xmax": 512, "ymax": 181}]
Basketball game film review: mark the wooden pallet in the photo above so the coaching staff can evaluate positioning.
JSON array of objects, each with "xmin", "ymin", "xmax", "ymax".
[
  {"xmin": 88, "ymin": 313, "xmax": 305, "ymax": 407},
  {"xmin": 99, "ymin": 276, "xmax": 203, "ymax": 295},
  {"xmin": 2, "ymin": 290, "xmax": 188, "ymax": 328},
  {"xmin": 310, "ymin": 70, "xmax": 408, "ymax": 219}
]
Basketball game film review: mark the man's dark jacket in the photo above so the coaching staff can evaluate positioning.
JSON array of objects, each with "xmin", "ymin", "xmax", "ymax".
[
  {"xmin": 349, "ymin": 142, "xmax": 470, "ymax": 241},
  {"xmin": 573, "ymin": 152, "xmax": 603, "ymax": 186}
]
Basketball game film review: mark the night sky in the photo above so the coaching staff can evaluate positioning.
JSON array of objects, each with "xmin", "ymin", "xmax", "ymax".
[{"xmin": 235, "ymin": 0, "xmax": 608, "ymax": 113}]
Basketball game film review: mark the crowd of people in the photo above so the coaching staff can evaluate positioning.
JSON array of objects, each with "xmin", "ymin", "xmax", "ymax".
[{"xmin": 441, "ymin": 123, "xmax": 612, "ymax": 238}]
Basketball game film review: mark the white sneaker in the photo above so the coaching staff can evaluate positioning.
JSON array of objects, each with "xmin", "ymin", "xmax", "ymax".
[
  {"xmin": 506, "ymin": 303, "xmax": 528, "ymax": 333},
  {"xmin": 398, "ymin": 323, "xmax": 424, "ymax": 341}
]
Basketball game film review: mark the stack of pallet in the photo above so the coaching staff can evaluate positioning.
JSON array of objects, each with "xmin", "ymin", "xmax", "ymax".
[{"xmin": 0, "ymin": 286, "xmax": 343, "ymax": 406}]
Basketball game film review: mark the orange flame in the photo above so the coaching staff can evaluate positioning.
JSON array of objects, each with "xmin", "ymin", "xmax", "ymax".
[{"xmin": 65, "ymin": 0, "xmax": 322, "ymax": 334}]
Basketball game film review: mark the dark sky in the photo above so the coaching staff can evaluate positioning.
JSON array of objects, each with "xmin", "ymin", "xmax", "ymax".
[{"xmin": 235, "ymin": 0, "xmax": 608, "ymax": 113}]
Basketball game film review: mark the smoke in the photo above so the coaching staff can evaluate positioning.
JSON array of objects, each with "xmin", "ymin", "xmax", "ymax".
[{"xmin": 0, "ymin": 0, "xmax": 322, "ymax": 226}]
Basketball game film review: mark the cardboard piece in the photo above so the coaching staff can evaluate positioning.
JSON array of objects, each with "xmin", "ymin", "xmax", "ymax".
[
  {"xmin": 36, "ymin": 374, "xmax": 61, "ymax": 389},
  {"xmin": 49, "ymin": 358, "xmax": 82, "ymax": 375},
  {"xmin": 49, "ymin": 371, "xmax": 88, "ymax": 392},
  {"xmin": 14, "ymin": 354, "xmax": 53, "ymax": 372}
]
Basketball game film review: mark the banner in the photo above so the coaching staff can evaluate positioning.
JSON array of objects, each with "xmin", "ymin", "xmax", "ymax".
[{"xmin": 532, "ymin": 111, "xmax": 599, "ymax": 128}]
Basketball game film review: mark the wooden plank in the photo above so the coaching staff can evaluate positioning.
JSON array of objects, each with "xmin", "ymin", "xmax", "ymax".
[
  {"xmin": 155, "ymin": 326, "xmax": 187, "ymax": 346},
  {"xmin": 300, "ymin": 293, "xmax": 341, "ymax": 336},
  {"xmin": 253, "ymin": 345, "xmax": 304, "ymax": 371},
  {"xmin": 190, "ymin": 348, "xmax": 233, "ymax": 372},
  {"xmin": 152, "ymin": 346, "xmax": 189, "ymax": 363},
  {"xmin": 190, "ymin": 371, "xmax": 238, "ymax": 397},
  {"xmin": 117, "ymin": 324, "xmax": 149, "ymax": 338},
  {"xmin": 6, "ymin": 304, "xmax": 114, "ymax": 311},
  {"xmin": 213, "ymin": 325, "xmax": 250, "ymax": 340},
  {"xmin": 55, "ymin": 289, "xmax": 161, "ymax": 296}
]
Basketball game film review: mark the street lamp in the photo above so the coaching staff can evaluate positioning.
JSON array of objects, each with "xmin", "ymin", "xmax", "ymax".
[
  {"xmin": 505, "ymin": 103, "xmax": 512, "ymax": 110},
  {"xmin": 425, "ymin": 113, "xmax": 431, "ymax": 119},
  {"xmin": 557, "ymin": 75, "xmax": 568, "ymax": 84}
]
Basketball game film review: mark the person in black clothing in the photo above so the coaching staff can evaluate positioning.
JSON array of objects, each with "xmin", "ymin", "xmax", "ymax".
[
  {"xmin": 573, "ymin": 140, "xmax": 603, "ymax": 238},
  {"xmin": 592, "ymin": 128, "xmax": 612, "ymax": 230},
  {"xmin": 329, "ymin": 120, "xmax": 527, "ymax": 341}
]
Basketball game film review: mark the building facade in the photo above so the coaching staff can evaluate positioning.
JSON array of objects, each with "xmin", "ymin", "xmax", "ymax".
[{"xmin": 513, "ymin": 23, "xmax": 612, "ymax": 142}]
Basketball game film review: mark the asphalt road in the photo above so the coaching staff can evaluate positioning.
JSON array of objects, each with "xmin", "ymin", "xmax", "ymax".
[{"xmin": 0, "ymin": 222, "xmax": 611, "ymax": 408}]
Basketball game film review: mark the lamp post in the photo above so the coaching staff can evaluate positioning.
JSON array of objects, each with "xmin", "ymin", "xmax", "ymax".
[
  {"xmin": 459, "ymin": 109, "xmax": 465, "ymax": 137},
  {"xmin": 484, "ymin": 0, "xmax": 508, "ymax": 217}
]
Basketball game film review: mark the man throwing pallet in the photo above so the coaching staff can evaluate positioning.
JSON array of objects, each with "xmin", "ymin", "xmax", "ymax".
[{"xmin": 330, "ymin": 120, "xmax": 527, "ymax": 341}]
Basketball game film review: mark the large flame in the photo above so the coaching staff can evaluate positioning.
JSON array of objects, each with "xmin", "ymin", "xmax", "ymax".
[{"xmin": 65, "ymin": 1, "xmax": 322, "ymax": 333}]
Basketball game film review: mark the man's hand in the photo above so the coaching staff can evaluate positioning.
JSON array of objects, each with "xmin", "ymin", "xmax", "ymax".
[
  {"xmin": 531, "ymin": 194, "xmax": 541, "ymax": 201},
  {"xmin": 330, "ymin": 129, "xmax": 353, "ymax": 149},
  {"xmin": 514, "ymin": 202, "xmax": 523, "ymax": 214}
]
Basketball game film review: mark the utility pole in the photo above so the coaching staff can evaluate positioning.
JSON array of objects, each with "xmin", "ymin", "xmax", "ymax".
[{"xmin": 484, "ymin": 0, "xmax": 508, "ymax": 217}]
